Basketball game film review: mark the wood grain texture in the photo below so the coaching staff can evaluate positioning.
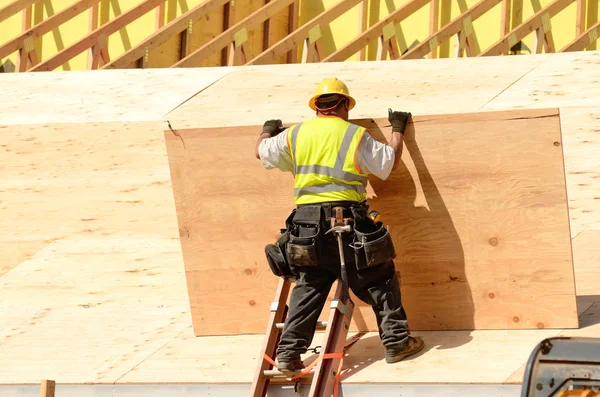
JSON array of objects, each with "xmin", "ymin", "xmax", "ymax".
[
  {"xmin": 164, "ymin": 108, "xmax": 577, "ymax": 336},
  {"xmin": 116, "ymin": 328, "xmax": 564, "ymax": 384},
  {"xmin": 40, "ymin": 380, "xmax": 55, "ymax": 397},
  {"xmin": 122, "ymin": 300, "xmax": 596, "ymax": 387},
  {"xmin": 559, "ymin": 107, "xmax": 600, "ymax": 239},
  {"xmin": 0, "ymin": 68, "xmax": 231, "ymax": 125},
  {"xmin": 118, "ymin": 301, "xmax": 600, "ymax": 385},
  {"xmin": 481, "ymin": 52, "xmax": 600, "ymax": 111},
  {"xmin": 164, "ymin": 53, "xmax": 550, "ymax": 129},
  {"xmin": 0, "ymin": 121, "xmax": 180, "ymax": 275},
  {"xmin": 0, "ymin": 51, "xmax": 598, "ymax": 386},
  {"xmin": 503, "ymin": 298, "xmax": 600, "ymax": 384},
  {"xmin": 479, "ymin": 52, "xmax": 600, "ymax": 299},
  {"xmin": 0, "ymin": 238, "xmax": 190, "ymax": 384},
  {"xmin": 572, "ymin": 231, "xmax": 600, "ymax": 296}
]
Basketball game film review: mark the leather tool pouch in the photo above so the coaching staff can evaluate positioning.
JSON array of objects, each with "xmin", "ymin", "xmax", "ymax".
[
  {"xmin": 285, "ymin": 205, "xmax": 322, "ymax": 267},
  {"xmin": 265, "ymin": 231, "xmax": 296, "ymax": 279},
  {"xmin": 352, "ymin": 220, "xmax": 396, "ymax": 270},
  {"xmin": 265, "ymin": 210, "xmax": 296, "ymax": 279}
]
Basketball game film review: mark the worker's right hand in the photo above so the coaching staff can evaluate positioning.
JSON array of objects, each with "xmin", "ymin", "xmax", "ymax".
[
  {"xmin": 388, "ymin": 108, "xmax": 412, "ymax": 134},
  {"xmin": 262, "ymin": 119, "xmax": 285, "ymax": 137}
]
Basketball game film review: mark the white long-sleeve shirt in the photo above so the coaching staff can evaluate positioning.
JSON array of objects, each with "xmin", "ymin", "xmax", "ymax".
[{"xmin": 258, "ymin": 126, "xmax": 396, "ymax": 180}]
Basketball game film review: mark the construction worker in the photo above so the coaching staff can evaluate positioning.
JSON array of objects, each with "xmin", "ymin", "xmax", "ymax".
[{"xmin": 255, "ymin": 77, "xmax": 424, "ymax": 372}]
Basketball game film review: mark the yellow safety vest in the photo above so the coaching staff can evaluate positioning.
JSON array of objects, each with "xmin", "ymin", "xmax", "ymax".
[{"xmin": 286, "ymin": 116, "xmax": 368, "ymax": 205}]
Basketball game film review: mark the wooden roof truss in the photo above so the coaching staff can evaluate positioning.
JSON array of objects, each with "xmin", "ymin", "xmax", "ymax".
[{"xmin": 0, "ymin": 0, "xmax": 597, "ymax": 72}]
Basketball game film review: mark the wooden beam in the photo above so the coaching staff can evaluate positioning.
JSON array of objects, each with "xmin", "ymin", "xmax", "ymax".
[
  {"xmin": 322, "ymin": 0, "xmax": 431, "ymax": 63},
  {"xmin": 88, "ymin": 32, "xmax": 111, "ymax": 69},
  {"xmin": 247, "ymin": 0, "xmax": 363, "ymax": 66},
  {"xmin": 262, "ymin": 0, "xmax": 270, "ymax": 51},
  {"xmin": 301, "ymin": 24, "xmax": 326, "ymax": 62},
  {"xmin": 172, "ymin": 0, "xmax": 296, "ymax": 68},
  {"xmin": 429, "ymin": 0, "xmax": 439, "ymax": 58},
  {"xmin": 16, "ymin": 3, "xmax": 33, "ymax": 72},
  {"xmin": 179, "ymin": 18, "xmax": 193, "ymax": 60},
  {"xmin": 376, "ymin": 21, "xmax": 400, "ymax": 60},
  {"xmin": 21, "ymin": 1, "xmax": 32, "ymax": 29},
  {"xmin": 155, "ymin": 2, "xmax": 165, "ymax": 29},
  {"xmin": 561, "ymin": 20, "xmax": 600, "ymax": 52},
  {"xmin": 87, "ymin": 4, "xmax": 99, "ymax": 69},
  {"xmin": 221, "ymin": 1, "xmax": 235, "ymax": 67},
  {"xmin": 0, "ymin": 0, "xmax": 37, "ymax": 24},
  {"xmin": 286, "ymin": 0, "xmax": 298, "ymax": 63},
  {"xmin": 358, "ymin": 0, "xmax": 368, "ymax": 61},
  {"xmin": 464, "ymin": 16, "xmax": 478, "ymax": 55},
  {"xmin": 227, "ymin": 26, "xmax": 249, "ymax": 65},
  {"xmin": 455, "ymin": 16, "xmax": 477, "ymax": 57},
  {"xmin": 479, "ymin": 0, "xmax": 573, "ymax": 57},
  {"xmin": 501, "ymin": 0, "xmax": 511, "ymax": 41},
  {"xmin": 576, "ymin": 0, "xmax": 586, "ymax": 36},
  {"xmin": 532, "ymin": 12, "xmax": 555, "ymax": 54},
  {"xmin": 30, "ymin": 0, "xmax": 166, "ymax": 71},
  {"xmin": 0, "ymin": 0, "xmax": 102, "ymax": 61},
  {"xmin": 102, "ymin": 0, "xmax": 229, "ymax": 69},
  {"xmin": 40, "ymin": 380, "xmax": 55, "ymax": 397},
  {"xmin": 400, "ymin": 0, "xmax": 502, "ymax": 60}
]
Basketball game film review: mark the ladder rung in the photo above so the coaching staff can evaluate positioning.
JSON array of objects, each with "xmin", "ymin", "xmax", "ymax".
[
  {"xmin": 275, "ymin": 320, "xmax": 327, "ymax": 330},
  {"xmin": 263, "ymin": 369, "xmax": 315, "ymax": 378}
]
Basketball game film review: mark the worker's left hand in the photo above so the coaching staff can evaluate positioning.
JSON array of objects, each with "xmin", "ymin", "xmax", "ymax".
[
  {"xmin": 388, "ymin": 109, "xmax": 412, "ymax": 134},
  {"xmin": 262, "ymin": 119, "xmax": 286, "ymax": 137}
]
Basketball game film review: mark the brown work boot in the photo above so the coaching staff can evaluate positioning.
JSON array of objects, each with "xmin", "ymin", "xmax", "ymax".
[
  {"xmin": 277, "ymin": 359, "xmax": 305, "ymax": 373},
  {"xmin": 384, "ymin": 336, "xmax": 425, "ymax": 363}
]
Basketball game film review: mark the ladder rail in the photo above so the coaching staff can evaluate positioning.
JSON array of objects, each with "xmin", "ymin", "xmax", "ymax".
[
  {"xmin": 250, "ymin": 278, "xmax": 353, "ymax": 397},
  {"xmin": 307, "ymin": 282, "xmax": 353, "ymax": 397},
  {"xmin": 250, "ymin": 277, "xmax": 292, "ymax": 397}
]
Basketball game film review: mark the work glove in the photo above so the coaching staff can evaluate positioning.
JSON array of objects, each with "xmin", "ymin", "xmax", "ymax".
[
  {"xmin": 262, "ymin": 119, "xmax": 285, "ymax": 137},
  {"xmin": 388, "ymin": 108, "xmax": 412, "ymax": 134}
]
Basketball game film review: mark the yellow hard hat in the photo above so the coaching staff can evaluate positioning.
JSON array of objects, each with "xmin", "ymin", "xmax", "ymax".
[{"xmin": 308, "ymin": 78, "xmax": 356, "ymax": 111}]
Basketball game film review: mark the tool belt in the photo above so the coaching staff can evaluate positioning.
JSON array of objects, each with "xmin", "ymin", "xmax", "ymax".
[
  {"xmin": 264, "ymin": 205, "xmax": 324, "ymax": 279},
  {"xmin": 351, "ymin": 220, "xmax": 396, "ymax": 269},
  {"xmin": 265, "ymin": 202, "xmax": 396, "ymax": 278},
  {"xmin": 286, "ymin": 205, "xmax": 324, "ymax": 267}
]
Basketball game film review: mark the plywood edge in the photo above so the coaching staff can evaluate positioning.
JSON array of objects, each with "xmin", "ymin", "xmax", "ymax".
[
  {"xmin": 405, "ymin": 107, "xmax": 560, "ymax": 126},
  {"xmin": 556, "ymin": 107, "xmax": 578, "ymax": 309},
  {"xmin": 162, "ymin": 108, "xmax": 561, "ymax": 134}
]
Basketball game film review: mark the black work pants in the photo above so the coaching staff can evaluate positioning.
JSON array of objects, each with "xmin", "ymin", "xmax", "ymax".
[{"xmin": 276, "ymin": 223, "xmax": 410, "ymax": 362}]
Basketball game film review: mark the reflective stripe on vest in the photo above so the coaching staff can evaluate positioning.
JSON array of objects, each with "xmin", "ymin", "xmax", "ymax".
[
  {"xmin": 288, "ymin": 117, "xmax": 368, "ymax": 204},
  {"xmin": 295, "ymin": 182, "xmax": 367, "ymax": 197}
]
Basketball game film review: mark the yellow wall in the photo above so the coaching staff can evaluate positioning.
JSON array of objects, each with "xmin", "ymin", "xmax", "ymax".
[{"xmin": 1, "ymin": 0, "xmax": 599, "ymax": 72}]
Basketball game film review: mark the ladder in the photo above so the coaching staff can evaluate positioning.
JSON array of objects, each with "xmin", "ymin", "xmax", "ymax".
[{"xmin": 249, "ymin": 276, "xmax": 355, "ymax": 397}]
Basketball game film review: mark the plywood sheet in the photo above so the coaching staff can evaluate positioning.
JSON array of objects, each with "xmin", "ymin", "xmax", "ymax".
[
  {"xmin": 0, "ymin": 68, "xmax": 232, "ymax": 125},
  {"xmin": 481, "ymin": 51, "xmax": 600, "ymax": 111},
  {"xmin": 342, "ymin": 329, "xmax": 562, "ymax": 384},
  {"xmin": 558, "ymin": 107, "xmax": 600, "ymax": 239},
  {"xmin": 116, "ymin": 328, "xmax": 564, "ymax": 384},
  {"xmin": 164, "ymin": 108, "xmax": 577, "ymax": 336},
  {"xmin": 159, "ymin": 50, "xmax": 600, "ymax": 301},
  {"xmin": 572, "ymin": 231, "xmax": 600, "ymax": 296},
  {"xmin": 504, "ymin": 298, "xmax": 600, "ymax": 384},
  {"xmin": 0, "ymin": 238, "xmax": 190, "ymax": 384},
  {"xmin": 0, "ymin": 121, "xmax": 179, "ymax": 276},
  {"xmin": 163, "ymin": 53, "xmax": 550, "ymax": 128}
]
